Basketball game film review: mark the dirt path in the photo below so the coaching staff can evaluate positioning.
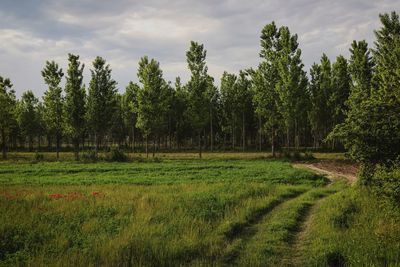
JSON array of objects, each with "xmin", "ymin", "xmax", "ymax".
[
  {"xmin": 293, "ymin": 161, "xmax": 358, "ymax": 185},
  {"xmin": 287, "ymin": 161, "xmax": 356, "ymax": 266}
]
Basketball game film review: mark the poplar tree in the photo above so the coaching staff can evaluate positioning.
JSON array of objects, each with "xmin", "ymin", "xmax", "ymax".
[
  {"xmin": 186, "ymin": 41, "xmax": 209, "ymax": 158},
  {"xmin": 0, "ymin": 77, "xmax": 16, "ymax": 159},
  {"xmin": 64, "ymin": 54, "xmax": 86, "ymax": 161},
  {"xmin": 123, "ymin": 82, "xmax": 140, "ymax": 152},
  {"xmin": 330, "ymin": 12, "xmax": 400, "ymax": 178},
  {"xmin": 220, "ymin": 71, "xmax": 238, "ymax": 149},
  {"xmin": 136, "ymin": 56, "xmax": 168, "ymax": 158},
  {"xmin": 42, "ymin": 61, "xmax": 64, "ymax": 159},
  {"xmin": 86, "ymin": 56, "xmax": 117, "ymax": 155},
  {"xmin": 330, "ymin": 55, "xmax": 351, "ymax": 130},
  {"xmin": 251, "ymin": 62, "xmax": 281, "ymax": 156},
  {"xmin": 18, "ymin": 90, "xmax": 39, "ymax": 151}
]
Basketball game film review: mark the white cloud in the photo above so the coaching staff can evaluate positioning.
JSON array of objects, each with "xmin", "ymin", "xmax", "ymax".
[{"xmin": 0, "ymin": 0, "xmax": 398, "ymax": 97}]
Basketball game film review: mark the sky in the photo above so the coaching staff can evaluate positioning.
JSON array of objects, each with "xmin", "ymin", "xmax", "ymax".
[{"xmin": 0, "ymin": 0, "xmax": 398, "ymax": 97}]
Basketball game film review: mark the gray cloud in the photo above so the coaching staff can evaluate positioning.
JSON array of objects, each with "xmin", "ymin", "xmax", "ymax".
[{"xmin": 0, "ymin": 0, "xmax": 398, "ymax": 97}]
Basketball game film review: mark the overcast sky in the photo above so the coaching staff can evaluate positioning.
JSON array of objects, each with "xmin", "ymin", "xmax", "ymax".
[{"xmin": 0, "ymin": 0, "xmax": 398, "ymax": 97}]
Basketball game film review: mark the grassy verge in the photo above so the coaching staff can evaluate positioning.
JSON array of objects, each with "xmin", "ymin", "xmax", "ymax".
[{"xmin": 301, "ymin": 186, "xmax": 400, "ymax": 267}]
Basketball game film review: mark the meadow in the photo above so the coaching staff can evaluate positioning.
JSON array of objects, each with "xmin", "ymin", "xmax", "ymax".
[{"xmin": 0, "ymin": 154, "xmax": 399, "ymax": 266}]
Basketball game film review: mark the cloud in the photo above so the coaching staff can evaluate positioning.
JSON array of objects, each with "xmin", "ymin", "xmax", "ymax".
[{"xmin": 0, "ymin": 0, "xmax": 398, "ymax": 97}]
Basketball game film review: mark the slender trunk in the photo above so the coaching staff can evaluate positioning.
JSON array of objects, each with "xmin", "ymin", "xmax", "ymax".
[
  {"xmin": 258, "ymin": 115, "xmax": 262, "ymax": 152},
  {"xmin": 1, "ymin": 128, "xmax": 6, "ymax": 159},
  {"xmin": 152, "ymin": 136, "xmax": 155, "ymax": 158},
  {"xmin": 94, "ymin": 133, "xmax": 98, "ymax": 156},
  {"xmin": 232, "ymin": 118, "xmax": 235, "ymax": 150},
  {"xmin": 74, "ymin": 138, "xmax": 80, "ymax": 161},
  {"xmin": 210, "ymin": 108, "xmax": 213, "ymax": 152},
  {"xmin": 56, "ymin": 132, "xmax": 60, "ymax": 160},
  {"xmin": 38, "ymin": 135, "xmax": 41, "ymax": 151},
  {"xmin": 242, "ymin": 111, "xmax": 245, "ymax": 152},
  {"xmin": 271, "ymin": 126, "xmax": 275, "ymax": 157},
  {"xmin": 29, "ymin": 136, "xmax": 33, "ymax": 152},
  {"xmin": 145, "ymin": 136, "xmax": 149, "ymax": 158},
  {"xmin": 286, "ymin": 127, "xmax": 290, "ymax": 150},
  {"xmin": 198, "ymin": 133, "xmax": 202, "ymax": 159}
]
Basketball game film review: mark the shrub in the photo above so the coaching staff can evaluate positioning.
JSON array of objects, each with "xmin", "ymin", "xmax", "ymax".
[
  {"xmin": 107, "ymin": 148, "xmax": 128, "ymax": 162},
  {"xmin": 34, "ymin": 152, "xmax": 44, "ymax": 161},
  {"xmin": 82, "ymin": 150, "xmax": 98, "ymax": 162},
  {"xmin": 371, "ymin": 164, "xmax": 400, "ymax": 204}
]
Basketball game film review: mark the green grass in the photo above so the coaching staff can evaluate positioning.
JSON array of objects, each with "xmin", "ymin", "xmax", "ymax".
[
  {"xmin": 0, "ymin": 159, "xmax": 325, "ymax": 186},
  {"xmin": 1, "ymin": 154, "xmax": 398, "ymax": 266},
  {"xmin": 0, "ymin": 158, "xmax": 326, "ymax": 266},
  {"xmin": 301, "ymin": 187, "xmax": 400, "ymax": 267}
]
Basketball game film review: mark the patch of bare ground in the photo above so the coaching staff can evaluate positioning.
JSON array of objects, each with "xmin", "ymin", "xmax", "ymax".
[{"xmin": 293, "ymin": 160, "xmax": 358, "ymax": 185}]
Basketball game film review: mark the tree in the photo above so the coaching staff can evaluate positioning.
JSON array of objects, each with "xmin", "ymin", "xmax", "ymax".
[
  {"xmin": 186, "ymin": 41, "xmax": 210, "ymax": 158},
  {"xmin": 308, "ymin": 54, "xmax": 332, "ymax": 148},
  {"xmin": 220, "ymin": 71, "xmax": 238, "ymax": 149},
  {"xmin": 274, "ymin": 26, "xmax": 308, "ymax": 149},
  {"xmin": 136, "ymin": 56, "xmax": 168, "ymax": 158},
  {"xmin": 123, "ymin": 82, "xmax": 140, "ymax": 152},
  {"xmin": 251, "ymin": 62, "xmax": 281, "ymax": 156},
  {"xmin": 171, "ymin": 77, "xmax": 190, "ymax": 149},
  {"xmin": 329, "ymin": 12, "xmax": 400, "ymax": 183},
  {"xmin": 86, "ymin": 56, "xmax": 117, "ymax": 156},
  {"xmin": 0, "ymin": 77, "xmax": 16, "ymax": 159},
  {"xmin": 17, "ymin": 90, "xmax": 39, "ymax": 151},
  {"xmin": 64, "ymin": 54, "xmax": 86, "ymax": 161},
  {"xmin": 42, "ymin": 60, "xmax": 64, "ymax": 159},
  {"xmin": 330, "ymin": 55, "xmax": 351, "ymax": 146},
  {"xmin": 205, "ymin": 75, "xmax": 219, "ymax": 151}
]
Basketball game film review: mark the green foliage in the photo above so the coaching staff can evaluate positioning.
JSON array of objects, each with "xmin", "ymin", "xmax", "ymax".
[
  {"xmin": 370, "ymin": 164, "xmax": 400, "ymax": 204},
  {"xmin": 86, "ymin": 56, "xmax": 117, "ymax": 151},
  {"xmin": 0, "ymin": 76, "xmax": 16, "ymax": 159},
  {"xmin": 107, "ymin": 148, "xmax": 128, "ymax": 162},
  {"xmin": 17, "ymin": 90, "xmax": 39, "ymax": 150},
  {"xmin": 330, "ymin": 12, "xmax": 400, "ymax": 166},
  {"xmin": 136, "ymin": 56, "xmax": 169, "ymax": 141},
  {"xmin": 34, "ymin": 152, "xmax": 45, "ymax": 161},
  {"xmin": 64, "ymin": 54, "xmax": 86, "ymax": 160},
  {"xmin": 186, "ymin": 41, "xmax": 209, "ymax": 135}
]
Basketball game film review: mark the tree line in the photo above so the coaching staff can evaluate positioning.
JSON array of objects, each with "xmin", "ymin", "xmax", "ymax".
[{"xmin": 0, "ymin": 11, "xmax": 399, "ymax": 169}]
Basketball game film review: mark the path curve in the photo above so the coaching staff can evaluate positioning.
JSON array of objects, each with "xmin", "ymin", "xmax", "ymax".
[{"xmin": 293, "ymin": 163, "xmax": 357, "ymax": 185}]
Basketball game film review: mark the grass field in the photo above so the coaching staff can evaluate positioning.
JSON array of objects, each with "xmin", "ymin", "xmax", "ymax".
[{"xmin": 0, "ymin": 154, "xmax": 399, "ymax": 266}]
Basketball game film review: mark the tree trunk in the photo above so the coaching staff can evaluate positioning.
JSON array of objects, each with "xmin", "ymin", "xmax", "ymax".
[
  {"xmin": 94, "ymin": 133, "xmax": 98, "ymax": 156},
  {"xmin": 1, "ymin": 128, "xmax": 6, "ymax": 159},
  {"xmin": 152, "ymin": 137, "xmax": 156, "ymax": 158},
  {"xmin": 210, "ymin": 108, "xmax": 213, "ymax": 152},
  {"xmin": 242, "ymin": 111, "xmax": 245, "ymax": 152},
  {"xmin": 258, "ymin": 115, "xmax": 262, "ymax": 152},
  {"xmin": 286, "ymin": 127, "xmax": 290, "ymax": 150},
  {"xmin": 74, "ymin": 138, "xmax": 80, "ymax": 161},
  {"xmin": 132, "ymin": 126, "xmax": 135, "ymax": 153},
  {"xmin": 232, "ymin": 118, "xmax": 235, "ymax": 150},
  {"xmin": 145, "ymin": 136, "xmax": 149, "ymax": 158},
  {"xmin": 198, "ymin": 133, "xmax": 202, "ymax": 159},
  {"xmin": 56, "ymin": 132, "xmax": 60, "ymax": 160},
  {"xmin": 271, "ymin": 126, "xmax": 275, "ymax": 157},
  {"xmin": 38, "ymin": 135, "xmax": 41, "ymax": 151}
]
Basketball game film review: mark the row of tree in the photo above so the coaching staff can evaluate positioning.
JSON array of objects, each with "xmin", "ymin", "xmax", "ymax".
[{"xmin": 0, "ymin": 12, "xmax": 399, "ymax": 167}]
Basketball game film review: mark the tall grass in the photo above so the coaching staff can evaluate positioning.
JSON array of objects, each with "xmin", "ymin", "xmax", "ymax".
[
  {"xmin": 0, "ymin": 159, "xmax": 324, "ymax": 266},
  {"xmin": 301, "ymin": 187, "xmax": 400, "ymax": 267}
]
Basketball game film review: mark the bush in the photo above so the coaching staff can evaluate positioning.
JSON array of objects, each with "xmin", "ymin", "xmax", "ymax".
[
  {"xmin": 34, "ymin": 152, "xmax": 44, "ymax": 161},
  {"xmin": 371, "ymin": 164, "xmax": 400, "ymax": 204},
  {"xmin": 107, "ymin": 148, "xmax": 128, "ymax": 162},
  {"xmin": 82, "ymin": 150, "xmax": 98, "ymax": 162}
]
